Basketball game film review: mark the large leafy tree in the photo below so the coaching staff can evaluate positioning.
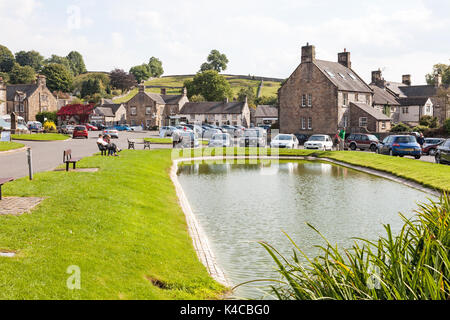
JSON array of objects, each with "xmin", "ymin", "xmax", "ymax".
[
  {"xmin": 148, "ymin": 57, "xmax": 164, "ymax": 78},
  {"xmin": 129, "ymin": 64, "xmax": 151, "ymax": 84},
  {"xmin": 200, "ymin": 50, "xmax": 229, "ymax": 73},
  {"xmin": 41, "ymin": 63, "xmax": 74, "ymax": 92},
  {"xmin": 67, "ymin": 51, "xmax": 87, "ymax": 76},
  {"xmin": 184, "ymin": 70, "xmax": 232, "ymax": 101},
  {"xmin": 426, "ymin": 63, "xmax": 450, "ymax": 86},
  {"xmin": 81, "ymin": 79, "xmax": 104, "ymax": 98},
  {"xmin": 9, "ymin": 63, "xmax": 36, "ymax": 84},
  {"xmin": 15, "ymin": 50, "xmax": 44, "ymax": 72},
  {"xmin": 45, "ymin": 55, "xmax": 73, "ymax": 75},
  {"xmin": 110, "ymin": 69, "xmax": 136, "ymax": 93},
  {"xmin": 0, "ymin": 45, "xmax": 15, "ymax": 73},
  {"xmin": 237, "ymin": 86, "xmax": 257, "ymax": 108}
]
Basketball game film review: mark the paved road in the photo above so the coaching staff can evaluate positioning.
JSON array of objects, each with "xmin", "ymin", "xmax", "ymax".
[{"xmin": 0, "ymin": 131, "xmax": 168, "ymax": 179}]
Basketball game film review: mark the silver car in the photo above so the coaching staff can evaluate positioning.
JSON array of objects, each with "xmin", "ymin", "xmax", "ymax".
[
  {"xmin": 177, "ymin": 131, "xmax": 200, "ymax": 149},
  {"xmin": 209, "ymin": 133, "xmax": 233, "ymax": 147},
  {"xmin": 239, "ymin": 129, "xmax": 267, "ymax": 147},
  {"xmin": 203, "ymin": 128, "xmax": 222, "ymax": 140}
]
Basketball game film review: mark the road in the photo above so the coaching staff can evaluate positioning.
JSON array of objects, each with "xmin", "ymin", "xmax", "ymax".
[{"xmin": 0, "ymin": 131, "xmax": 168, "ymax": 179}]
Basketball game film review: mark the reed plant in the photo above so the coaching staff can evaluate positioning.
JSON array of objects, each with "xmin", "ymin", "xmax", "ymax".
[{"xmin": 253, "ymin": 194, "xmax": 449, "ymax": 300}]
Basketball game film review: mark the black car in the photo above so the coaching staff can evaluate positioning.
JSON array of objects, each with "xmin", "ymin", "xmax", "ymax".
[
  {"xmin": 435, "ymin": 139, "xmax": 450, "ymax": 165},
  {"xmin": 294, "ymin": 134, "xmax": 310, "ymax": 145}
]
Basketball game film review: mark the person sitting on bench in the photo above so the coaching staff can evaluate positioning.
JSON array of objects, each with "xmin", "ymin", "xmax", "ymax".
[
  {"xmin": 104, "ymin": 135, "xmax": 121, "ymax": 156},
  {"xmin": 97, "ymin": 134, "xmax": 109, "ymax": 155}
]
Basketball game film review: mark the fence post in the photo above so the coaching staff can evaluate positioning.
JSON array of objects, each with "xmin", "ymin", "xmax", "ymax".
[{"xmin": 27, "ymin": 148, "xmax": 33, "ymax": 181}]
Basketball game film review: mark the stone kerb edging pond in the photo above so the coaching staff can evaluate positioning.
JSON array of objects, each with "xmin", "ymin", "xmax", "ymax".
[{"xmin": 172, "ymin": 154, "xmax": 440, "ymax": 289}]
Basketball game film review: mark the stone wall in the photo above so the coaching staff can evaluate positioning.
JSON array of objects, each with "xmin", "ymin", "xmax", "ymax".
[{"xmin": 126, "ymin": 92, "xmax": 160, "ymax": 127}]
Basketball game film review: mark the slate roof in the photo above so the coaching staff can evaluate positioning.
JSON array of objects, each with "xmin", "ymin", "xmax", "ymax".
[
  {"xmin": 161, "ymin": 94, "xmax": 184, "ymax": 105},
  {"xmin": 398, "ymin": 85, "xmax": 447, "ymax": 98},
  {"xmin": 314, "ymin": 60, "xmax": 372, "ymax": 93},
  {"xmin": 384, "ymin": 81, "xmax": 407, "ymax": 97},
  {"xmin": 180, "ymin": 101, "xmax": 246, "ymax": 114},
  {"xmin": 370, "ymin": 85, "xmax": 400, "ymax": 106},
  {"xmin": 95, "ymin": 104, "xmax": 124, "ymax": 117},
  {"xmin": 255, "ymin": 105, "xmax": 278, "ymax": 118},
  {"xmin": 398, "ymin": 97, "xmax": 430, "ymax": 107},
  {"xmin": 6, "ymin": 84, "xmax": 39, "ymax": 101},
  {"xmin": 350, "ymin": 102, "xmax": 391, "ymax": 120}
]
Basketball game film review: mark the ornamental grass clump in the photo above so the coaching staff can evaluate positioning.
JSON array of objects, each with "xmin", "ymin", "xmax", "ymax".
[{"xmin": 257, "ymin": 194, "xmax": 449, "ymax": 300}]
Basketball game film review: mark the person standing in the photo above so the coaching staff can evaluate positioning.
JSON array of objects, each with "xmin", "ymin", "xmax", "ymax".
[
  {"xmin": 334, "ymin": 130, "xmax": 341, "ymax": 151},
  {"xmin": 418, "ymin": 133, "xmax": 425, "ymax": 147},
  {"xmin": 339, "ymin": 128, "xmax": 346, "ymax": 151}
]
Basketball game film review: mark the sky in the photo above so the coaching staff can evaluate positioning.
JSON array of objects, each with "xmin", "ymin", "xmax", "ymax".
[{"xmin": 0, "ymin": 0, "xmax": 449, "ymax": 85}]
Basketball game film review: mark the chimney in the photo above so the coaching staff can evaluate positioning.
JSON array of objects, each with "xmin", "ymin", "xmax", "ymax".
[
  {"xmin": 435, "ymin": 73, "xmax": 442, "ymax": 88},
  {"xmin": 224, "ymin": 97, "xmax": 229, "ymax": 104},
  {"xmin": 402, "ymin": 75, "xmax": 411, "ymax": 86},
  {"xmin": 301, "ymin": 43, "xmax": 316, "ymax": 63},
  {"xmin": 182, "ymin": 87, "xmax": 187, "ymax": 97},
  {"xmin": 37, "ymin": 75, "xmax": 46, "ymax": 87},
  {"xmin": 338, "ymin": 48, "xmax": 351, "ymax": 68},
  {"xmin": 138, "ymin": 83, "xmax": 145, "ymax": 93},
  {"xmin": 371, "ymin": 69, "xmax": 383, "ymax": 86},
  {"xmin": 161, "ymin": 88, "xmax": 167, "ymax": 95}
]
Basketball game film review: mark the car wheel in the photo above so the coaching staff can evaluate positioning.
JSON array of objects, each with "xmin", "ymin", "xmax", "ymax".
[
  {"xmin": 370, "ymin": 145, "xmax": 377, "ymax": 153},
  {"xmin": 350, "ymin": 143, "xmax": 357, "ymax": 151},
  {"xmin": 436, "ymin": 154, "xmax": 441, "ymax": 164},
  {"xmin": 415, "ymin": 155, "xmax": 421, "ymax": 160}
]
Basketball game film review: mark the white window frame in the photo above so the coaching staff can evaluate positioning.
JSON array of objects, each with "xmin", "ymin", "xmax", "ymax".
[
  {"xmin": 343, "ymin": 115, "xmax": 348, "ymax": 128},
  {"xmin": 343, "ymin": 93, "xmax": 348, "ymax": 106},
  {"xmin": 301, "ymin": 95, "xmax": 307, "ymax": 107},
  {"xmin": 308, "ymin": 117, "xmax": 312, "ymax": 130},
  {"xmin": 145, "ymin": 107, "xmax": 152, "ymax": 115},
  {"xmin": 301, "ymin": 117, "xmax": 306, "ymax": 130},
  {"xmin": 308, "ymin": 94, "xmax": 312, "ymax": 107},
  {"xmin": 359, "ymin": 117, "xmax": 368, "ymax": 127},
  {"xmin": 131, "ymin": 107, "xmax": 137, "ymax": 116}
]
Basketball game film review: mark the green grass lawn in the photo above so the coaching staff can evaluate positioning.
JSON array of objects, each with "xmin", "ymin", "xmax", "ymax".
[
  {"xmin": 0, "ymin": 150, "xmax": 224, "ymax": 300},
  {"xmin": 0, "ymin": 141, "xmax": 25, "ymax": 152},
  {"xmin": 145, "ymin": 138, "xmax": 173, "ymax": 144},
  {"xmin": 11, "ymin": 133, "xmax": 71, "ymax": 141},
  {"xmin": 113, "ymin": 75, "xmax": 282, "ymax": 103}
]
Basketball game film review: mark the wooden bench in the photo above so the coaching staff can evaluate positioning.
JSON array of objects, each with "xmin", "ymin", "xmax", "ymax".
[
  {"xmin": 63, "ymin": 150, "xmax": 83, "ymax": 172},
  {"xmin": 97, "ymin": 142, "xmax": 108, "ymax": 156},
  {"xmin": 128, "ymin": 139, "xmax": 151, "ymax": 150},
  {"xmin": 0, "ymin": 177, "xmax": 14, "ymax": 200}
]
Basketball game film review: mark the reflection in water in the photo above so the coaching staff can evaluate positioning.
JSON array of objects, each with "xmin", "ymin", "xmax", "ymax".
[{"xmin": 177, "ymin": 160, "xmax": 434, "ymax": 299}]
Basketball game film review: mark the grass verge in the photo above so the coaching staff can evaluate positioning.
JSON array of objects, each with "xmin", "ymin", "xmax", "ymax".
[
  {"xmin": 0, "ymin": 141, "xmax": 25, "ymax": 152},
  {"xmin": 145, "ymin": 138, "xmax": 173, "ymax": 145},
  {"xmin": 0, "ymin": 149, "xmax": 224, "ymax": 299},
  {"xmin": 11, "ymin": 133, "xmax": 71, "ymax": 141}
]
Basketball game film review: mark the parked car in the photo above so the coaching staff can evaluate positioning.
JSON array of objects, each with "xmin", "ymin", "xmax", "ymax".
[
  {"xmin": 160, "ymin": 126, "xmax": 177, "ymax": 137},
  {"xmin": 422, "ymin": 138, "xmax": 445, "ymax": 156},
  {"xmin": 345, "ymin": 133, "xmax": 380, "ymax": 152},
  {"xmin": 234, "ymin": 125, "xmax": 246, "ymax": 137},
  {"xmin": 221, "ymin": 125, "xmax": 237, "ymax": 135},
  {"xmin": 304, "ymin": 135, "xmax": 333, "ymax": 151},
  {"xmin": 73, "ymin": 125, "xmax": 89, "ymax": 139},
  {"xmin": 185, "ymin": 124, "xmax": 203, "ymax": 139},
  {"xmin": 294, "ymin": 134, "xmax": 310, "ymax": 146},
  {"xmin": 270, "ymin": 134, "xmax": 299, "ymax": 149},
  {"xmin": 27, "ymin": 121, "xmax": 42, "ymax": 132},
  {"xmin": 84, "ymin": 123, "xmax": 98, "ymax": 131},
  {"xmin": 0, "ymin": 115, "xmax": 29, "ymax": 132},
  {"xmin": 209, "ymin": 133, "xmax": 233, "ymax": 148},
  {"xmin": 239, "ymin": 128, "xmax": 267, "ymax": 147},
  {"xmin": 60, "ymin": 125, "xmax": 75, "ymax": 134},
  {"xmin": 103, "ymin": 129, "xmax": 119, "ymax": 139},
  {"xmin": 435, "ymin": 139, "xmax": 450, "ymax": 165},
  {"xmin": 178, "ymin": 131, "xmax": 200, "ymax": 149},
  {"xmin": 203, "ymin": 128, "xmax": 222, "ymax": 140},
  {"xmin": 377, "ymin": 135, "xmax": 422, "ymax": 159},
  {"xmin": 92, "ymin": 123, "xmax": 107, "ymax": 131},
  {"xmin": 176, "ymin": 125, "xmax": 194, "ymax": 133},
  {"xmin": 114, "ymin": 124, "xmax": 133, "ymax": 132}
]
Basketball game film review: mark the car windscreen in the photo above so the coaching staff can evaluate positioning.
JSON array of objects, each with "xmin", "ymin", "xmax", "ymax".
[
  {"xmin": 75, "ymin": 126, "xmax": 85, "ymax": 131},
  {"xmin": 276, "ymin": 135, "xmax": 292, "ymax": 141},
  {"xmin": 244, "ymin": 131, "xmax": 259, "ymax": 137},
  {"xmin": 368, "ymin": 135, "xmax": 378, "ymax": 141},
  {"xmin": 212, "ymin": 134, "xmax": 228, "ymax": 140},
  {"xmin": 308, "ymin": 136, "xmax": 325, "ymax": 142},
  {"xmin": 395, "ymin": 136, "xmax": 416, "ymax": 143}
]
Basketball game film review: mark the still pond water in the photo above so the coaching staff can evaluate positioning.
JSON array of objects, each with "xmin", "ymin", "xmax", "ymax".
[{"xmin": 177, "ymin": 160, "xmax": 434, "ymax": 299}]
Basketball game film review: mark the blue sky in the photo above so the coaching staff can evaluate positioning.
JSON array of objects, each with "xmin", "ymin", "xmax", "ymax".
[{"xmin": 0, "ymin": 0, "xmax": 449, "ymax": 84}]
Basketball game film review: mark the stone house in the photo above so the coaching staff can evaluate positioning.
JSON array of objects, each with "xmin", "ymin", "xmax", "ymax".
[
  {"xmin": 370, "ymin": 70, "xmax": 449, "ymax": 126},
  {"xmin": 254, "ymin": 105, "xmax": 279, "ymax": 126},
  {"xmin": 6, "ymin": 75, "xmax": 58, "ymax": 123},
  {"xmin": 180, "ymin": 99, "xmax": 251, "ymax": 127},
  {"xmin": 349, "ymin": 102, "xmax": 391, "ymax": 133},
  {"xmin": 279, "ymin": 44, "xmax": 373, "ymax": 136},
  {"xmin": 92, "ymin": 103, "xmax": 127, "ymax": 126},
  {"xmin": 126, "ymin": 84, "xmax": 189, "ymax": 128},
  {"xmin": 0, "ymin": 77, "xmax": 6, "ymax": 116}
]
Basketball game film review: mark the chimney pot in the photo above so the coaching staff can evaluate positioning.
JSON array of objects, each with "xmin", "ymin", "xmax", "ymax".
[
  {"xmin": 338, "ymin": 50, "xmax": 351, "ymax": 68},
  {"xmin": 402, "ymin": 75, "xmax": 411, "ymax": 86},
  {"xmin": 372, "ymin": 70, "xmax": 383, "ymax": 86},
  {"xmin": 138, "ymin": 83, "xmax": 145, "ymax": 93},
  {"xmin": 301, "ymin": 43, "xmax": 316, "ymax": 63}
]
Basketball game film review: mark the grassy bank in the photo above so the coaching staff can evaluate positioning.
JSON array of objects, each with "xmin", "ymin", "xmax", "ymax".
[
  {"xmin": 0, "ymin": 149, "xmax": 224, "ymax": 299},
  {"xmin": 11, "ymin": 133, "xmax": 71, "ymax": 141},
  {"xmin": 0, "ymin": 141, "xmax": 25, "ymax": 152},
  {"xmin": 145, "ymin": 138, "xmax": 173, "ymax": 144},
  {"xmin": 173, "ymin": 148, "xmax": 450, "ymax": 192}
]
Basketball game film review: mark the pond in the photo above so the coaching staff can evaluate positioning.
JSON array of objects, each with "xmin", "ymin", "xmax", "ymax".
[{"xmin": 177, "ymin": 160, "xmax": 435, "ymax": 299}]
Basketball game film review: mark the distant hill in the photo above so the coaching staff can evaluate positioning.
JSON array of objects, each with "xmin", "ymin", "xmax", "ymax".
[{"xmin": 113, "ymin": 74, "xmax": 283, "ymax": 104}]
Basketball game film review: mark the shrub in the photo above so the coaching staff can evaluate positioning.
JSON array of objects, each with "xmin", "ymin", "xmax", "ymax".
[
  {"xmin": 412, "ymin": 125, "xmax": 429, "ymax": 133},
  {"xmin": 444, "ymin": 118, "xmax": 450, "ymax": 134},
  {"xmin": 391, "ymin": 122, "xmax": 411, "ymax": 133},
  {"xmin": 36, "ymin": 112, "xmax": 57, "ymax": 125},
  {"xmin": 253, "ymin": 194, "xmax": 450, "ymax": 300},
  {"xmin": 43, "ymin": 121, "xmax": 57, "ymax": 133}
]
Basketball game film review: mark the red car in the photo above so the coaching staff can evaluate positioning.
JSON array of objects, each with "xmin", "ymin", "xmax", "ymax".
[
  {"xmin": 84, "ymin": 123, "xmax": 98, "ymax": 131},
  {"xmin": 73, "ymin": 125, "xmax": 89, "ymax": 139}
]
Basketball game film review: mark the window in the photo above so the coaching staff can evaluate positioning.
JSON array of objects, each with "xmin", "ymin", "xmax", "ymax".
[
  {"xmin": 308, "ymin": 94, "xmax": 312, "ymax": 107},
  {"xmin": 130, "ymin": 107, "xmax": 137, "ymax": 116},
  {"xmin": 348, "ymin": 73, "xmax": 357, "ymax": 80},
  {"xmin": 232, "ymin": 114, "xmax": 238, "ymax": 120},
  {"xmin": 146, "ymin": 120, "xmax": 151, "ymax": 127},
  {"xmin": 426, "ymin": 105, "xmax": 431, "ymax": 113},
  {"xmin": 366, "ymin": 95, "xmax": 370, "ymax": 104},
  {"xmin": 359, "ymin": 117, "xmax": 368, "ymax": 127},
  {"xmin": 343, "ymin": 115, "xmax": 348, "ymax": 128},
  {"xmin": 402, "ymin": 107, "xmax": 409, "ymax": 114},
  {"xmin": 355, "ymin": 93, "xmax": 359, "ymax": 102},
  {"xmin": 308, "ymin": 117, "xmax": 312, "ymax": 130},
  {"xmin": 338, "ymin": 73, "xmax": 346, "ymax": 79},
  {"xmin": 302, "ymin": 95, "xmax": 307, "ymax": 107},
  {"xmin": 301, "ymin": 117, "xmax": 306, "ymax": 130},
  {"xmin": 326, "ymin": 70, "xmax": 335, "ymax": 78},
  {"xmin": 146, "ymin": 107, "xmax": 151, "ymax": 115},
  {"xmin": 222, "ymin": 114, "xmax": 227, "ymax": 120},
  {"xmin": 381, "ymin": 121, "xmax": 386, "ymax": 130},
  {"xmin": 343, "ymin": 93, "xmax": 348, "ymax": 106},
  {"xmin": 190, "ymin": 114, "xmax": 195, "ymax": 121}
]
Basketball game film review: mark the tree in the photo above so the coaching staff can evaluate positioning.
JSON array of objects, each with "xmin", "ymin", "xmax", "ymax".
[
  {"xmin": 419, "ymin": 115, "xmax": 438, "ymax": 128},
  {"xmin": 73, "ymin": 72, "xmax": 110, "ymax": 96},
  {"xmin": 45, "ymin": 55, "xmax": 73, "ymax": 75},
  {"xmin": 391, "ymin": 122, "xmax": 411, "ymax": 133},
  {"xmin": 41, "ymin": 63, "xmax": 74, "ymax": 92},
  {"xmin": 444, "ymin": 118, "xmax": 450, "ymax": 134},
  {"xmin": 426, "ymin": 63, "xmax": 450, "ymax": 86},
  {"xmin": 0, "ymin": 45, "xmax": 15, "ymax": 73},
  {"xmin": 190, "ymin": 94, "xmax": 206, "ymax": 102},
  {"xmin": 109, "ymin": 69, "xmax": 136, "ymax": 93},
  {"xmin": 255, "ymin": 95, "xmax": 278, "ymax": 106},
  {"xmin": 15, "ymin": 50, "xmax": 44, "ymax": 72},
  {"xmin": 237, "ymin": 86, "xmax": 257, "ymax": 108},
  {"xmin": 36, "ymin": 111, "xmax": 57, "ymax": 124},
  {"xmin": 129, "ymin": 64, "xmax": 151, "ymax": 84},
  {"xmin": 184, "ymin": 70, "xmax": 232, "ymax": 101},
  {"xmin": 81, "ymin": 78, "xmax": 103, "ymax": 98},
  {"xmin": 148, "ymin": 57, "xmax": 164, "ymax": 78},
  {"xmin": 67, "ymin": 51, "xmax": 87, "ymax": 76},
  {"xmin": 200, "ymin": 50, "xmax": 229, "ymax": 73},
  {"xmin": 9, "ymin": 63, "xmax": 36, "ymax": 84},
  {"xmin": 0, "ymin": 72, "xmax": 10, "ymax": 83}
]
